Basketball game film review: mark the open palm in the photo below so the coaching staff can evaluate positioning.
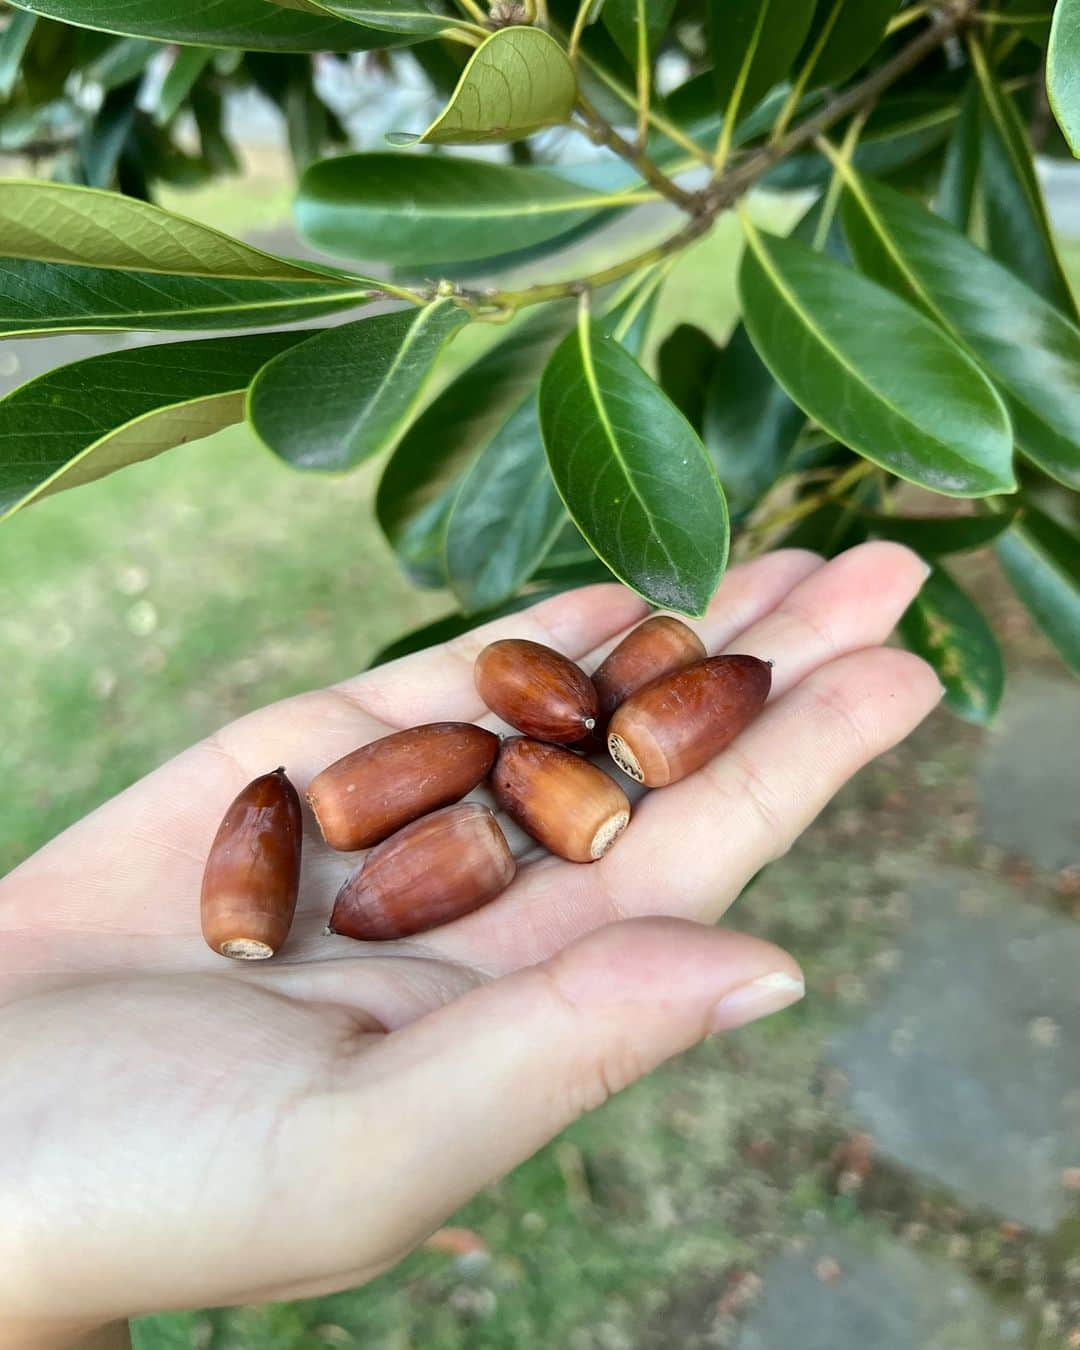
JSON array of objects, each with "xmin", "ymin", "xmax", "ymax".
[{"xmin": 0, "ymin": 543, "xmax": 940, "ymax": 1343}]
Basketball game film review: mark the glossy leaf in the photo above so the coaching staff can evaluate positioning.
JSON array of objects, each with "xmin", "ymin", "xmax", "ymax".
[
  {"xmin": 540, "ymin": 309, "xmax": 729, "ymax": 615},
  {"xmin": 0, "ymin": 258, "xmax": 369, "ymax": 336},
  {"xmin": 935, "ymin": 82, "xmax": 980, "ymax": 231},
  {"xmin": 738, "ymin": 220, "xmax": 1015, "ymax": 498},
  {"xmin": 387, "ymin": 27, "xmax": 576, "ymax": 146},
  {"xmin": 840, "ymin": 175, "xmax": 1080, "ymax": 490},
  {"xmin": 703, "ymin": 322, "xmax": 804, "ymax": 517},
  {"xmin": 709, "ymin": 0, "xmax": 816, "ymax": 131},
  {"xmin": 602, "ymin": 0, "xmax": 676, "ymax": 66},
  {"xmin": 248, "ymin": 300, "xmax": 467, "ymax": 473},
  {"xmin": 995, "ymin": 505, "xmax": 1080, "ymax": 675},
  {"xmin": 296, "ymin": 153, "xmax": 630, "ymax": 270},
  {"xmin": 860, "ymin": 507, "xmax": 1017, "ymax": 556},
  {"xmin": 0, "ymin": 179, "xmax": 355, "ymax": 284},
  {"xmin": 0, "ymin": 331, "xmax": 310, "ymax": 519},
  {"xmin": 1048, "ymin": 0, "xmax": 1080, "ymax": 154},
  {"xmin": 972, "ymin": 44, "xmax": 1078, "ymax": 318},
  {"xmin": 899, "ymin": 565, "xmax": 1004, "ymax": 724},
  {"xmin": 797, "ymin": 0, "xmax": 900, "ymax": 90},
  {"xmin": 314, "ymin": 0, "xmax": 467, "ymax": 35},
  {"xmin": 377, "ymin": 302, "xmax": 576, "ymax": 586},
  {"xmin": 657, "ymin": 323, "xmax": 719, "ymax": 429},
  {"xmin": 5, "ymin": 0, "xmax": 403, "ymax": 48}
]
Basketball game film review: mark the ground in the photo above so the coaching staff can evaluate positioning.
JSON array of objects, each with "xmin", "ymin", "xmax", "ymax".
[{"xmin": 1, "ymin": 151, "xmax": 1077, "ymax": 1349}]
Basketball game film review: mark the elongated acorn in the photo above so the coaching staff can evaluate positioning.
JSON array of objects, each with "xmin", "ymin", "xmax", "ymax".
[
  {"xmin": 492, "ymin": 737, "xmax": 631, "ymax": 863},
  {"xmin": 591, "ymin": 616, "xmax": 707, "ymax": 734},
  {"xmin": 607, "ymin": 656, "xmax": 772, "ymax": 787},
  {"xmin": 474, "ymin": 638, "xmax": 598, "ymax": 744},
  {"xmin": 328, "ymin": 802, "xmax": 515, "ymax": 941},
  {"xmin": 307, "ymin": 722, "xmax": 499, "ymax": 852},
  {"xmin": 201, "ymin": 767, "xmax": 302, "ymax": 960}
]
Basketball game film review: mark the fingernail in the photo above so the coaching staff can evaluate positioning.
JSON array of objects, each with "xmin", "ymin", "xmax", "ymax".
[{"xmin": 710, "ymin": 972, "xmax": 805, "ymax": 1032}]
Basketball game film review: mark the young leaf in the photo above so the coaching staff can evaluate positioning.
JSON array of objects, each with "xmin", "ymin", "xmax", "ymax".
[
  {"xmin": 312, "ymin": 0, "xmax": 470, "ymax": 36},
  {"xmin": 796, "ymin": 0, "xmax": 900, "ymax": 91},
  {"xmin": 4, "ymin": 0, "xmax": 402, "ymax": 49},
  {"xmin": 0, "ymin": 331, "xmax": 310, "ymax": 519},
  {"xmin": 995, "ymin": 505, "xmax": 1080, "ymax": 675},
  {"xmin": 971, "ymin": 43, "xmax": 1078, "ymax": 319},
  {"xmin": 860, "ymin": 508, "xmax": 1017, "ymax": 556},
  {"xmin": 0, "ymin": 259, "xmax": 369, "ymax": 336},
  {"xmin": 602, "ymin": 0, "xmax": 676, "ymax": 66},
  {"xmin": 1047, "ymin": 0, "xmax": 1080, "ymax": 155},
  {"xmin": 703, "ymin": 322, "xmax": 804, "ymax": 517},
  {"xmin": 377, "ymin": 302, "xmax": 576, "ymax": 586},
  {"xmin": 296, "ymin": 154, "xmax": 629, "ymax": 269},
  {"xmin": 709, "ymin": 0, "xmax": 816, "ymax": 132},
  {"xmin": 738, "ymin": 219, "xmax": 1015, "ymax": 499},
  {"xmin": 248, "ymin": 300, "xmax": 467, "ymax": 472},
  {"xmin": 0, "ymin": 180, "xmax": 356, "ymax": 283},
  {"xmin": 539, "ymin": 309, "xmax": 729, "ymax": 615},
  {"xmin": 840, "ymin": 175, "xmax": 1080, "ymax": 491},
  {"xmin": 387, "ymin": 28, "xmax": 576, "ymax": 145},
  {"xmin": 899, "ymin": 565, "xmax": 1004, "ymax": 725}
]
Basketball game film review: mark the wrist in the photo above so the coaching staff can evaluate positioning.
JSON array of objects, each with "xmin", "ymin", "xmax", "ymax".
[{"xmin": 0, "ymin": 1321, "xmax": 130, "ymax": 1350}]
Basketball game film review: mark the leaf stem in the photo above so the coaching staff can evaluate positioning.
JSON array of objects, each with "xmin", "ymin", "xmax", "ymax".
[
  {"xmin": 634, "ymin": 0, "xmax": 650, "ymax": 148},
  {"xmin": 577, "ymin": 51, "xmax": 715, "ymax": 165},
  {"xmin": 743, "ymin": 460, "xmax": 876, "ymax": 539},
  {"xmin": 453, "ymin": 0, "xmax": 489, "ymax": 24},
  {"xmin": 811, "ymin": 108, "xmax": 871, "ymax": 249}
]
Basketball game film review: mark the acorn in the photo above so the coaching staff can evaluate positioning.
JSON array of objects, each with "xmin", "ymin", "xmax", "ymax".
[
  {"xmin": 591, "ymin": 615, "xmax": 707, "ymax": 734},
  {"xmin": 492, "ymin": 737, "xmax": 631, "ymax": 863},
  {"xmin": 328, "ymin": 802, "xmax": 515, "ymax": 942},
  {"xmin": 475, "ymin": 639, "xmax": 598, "ymax": 743},
  {"xmin": 607, "ymin": 656, "xmax": 772, "ymax": 787},
  {"xmin": 201, "ymin": 768, "xmax": 302, "ymax": 960},
  {"xmin": 307, "ymin": 722, "xmax": 499, "ymax": 852}
]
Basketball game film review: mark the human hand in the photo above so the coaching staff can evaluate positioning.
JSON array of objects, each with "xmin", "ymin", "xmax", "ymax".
[{"xmin": 0, "ymin": 544, "xmax": 940, "ymax": 1347}]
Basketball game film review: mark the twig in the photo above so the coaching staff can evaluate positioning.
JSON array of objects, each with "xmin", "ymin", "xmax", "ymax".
[{"xmin": 575, "ymin": 92, "xmax": 702, "ymax": 211}]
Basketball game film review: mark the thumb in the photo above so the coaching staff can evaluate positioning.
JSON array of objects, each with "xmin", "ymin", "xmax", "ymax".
[{"xmin": 348, "ymin": 917, "xmax": 803, "ymax": 1251}]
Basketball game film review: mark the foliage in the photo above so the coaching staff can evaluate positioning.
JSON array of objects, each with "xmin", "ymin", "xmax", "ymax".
[{"xmin": 0, "ymin": 0, "xmax": 1078, "ymax": 722}]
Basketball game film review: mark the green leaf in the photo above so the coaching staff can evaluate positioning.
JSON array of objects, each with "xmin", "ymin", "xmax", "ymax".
[
  {"xmin": 539, "ymin": 309, "xmax": 729, "ymax": 615},
  {"xmin": 0, "ymin": 331, "xmax": 310, "ymax": 519},
  {"xmin": 840, "ymin": 174, "xmax": 1080, "ymax": 491},
  {"xmin": 387, "ymin": 27, "xmax": 576, "ymax": 145},
  {"xmin": 971, "ymin": 41, "xmax": 1078, "ymax": 319},
  {"xmin": 0, "ymin": 258, "xmax": 372, "ymax": 336},
  {"xmin": 0, "ymin": 10, "xmax": 37, "ymax": 99},
  {"xmin": 737, "ymin": 219, "xmax": 1015, "ymax": 498},
  {"xmin": 78, "ymin": 81, "xmax": 137, "ymax": 189},
  {"xmin": 899, "ymin": 565, "xmax": 1004, "ymax": 724},
  {"xmin": 1048, "ymin": 0, "xmax": 1080, "ymax": 154},
  {"xmin": 703, "ymin": 321, "xmax": 804, "ymax": 517},
  {"xmin": 995, "ymin": 504, "xmax": 1080, "ymax": 675},
  {"xmin": 377, "ymin": 303, "xmax": 576, "ymax": 587},
  {"xmin": 154, "ymin": 47, "xmax": 214, "ymax": 125},
  {"xmin": 296, "ymin": 153, "xmax": 631, "ymax": 270},
  {"xmin": 657, "ymin": 323, "xmax": 719, "ymax": 430},
  {"xmin": 5, "ymin": 0, "xmax": 402, "ymax": 49},
  {"xmin": 602, "ymin": 0, "xmax": 676, "ymax": 65},
  {"xmin": 934, "ymin": 82, "xmax": 980, "ymax": 231},
  {"xmin": 440, "ymin": 285, "xmax": 657, "ymax": 616},
  {"xmin": 370, "ymin": 588, "xmax": 568, "ymax": 667},
  {"xmin": 860, "ymin": 507, "xmax": 1018, "ymax": 556},
  {"xmin": 796, "ymin": 0, "xmax": 900, "ymax": 91},
  {"xmin": 312, "ymin": 0, "xmax": 468, "ymax": 35},
  {"xmin": 0, "ymin": 179, "xmax": 357, "ymax": 283},
  {"xmin": 248, "ymin": 300, "xmax": 467, "ymax": 473},
  {"xmin": 709, "ymin": 0, "xmax": 817, "ymax": 134}
]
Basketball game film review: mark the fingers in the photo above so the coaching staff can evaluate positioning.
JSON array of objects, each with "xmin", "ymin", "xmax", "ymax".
[
  {"xmin": 287, "ymin": 920, "xmax": 803, "ymax": 1279},
  {"xmin": 603, "ymin": 647, "xmax": 943, "ymax": 920}
]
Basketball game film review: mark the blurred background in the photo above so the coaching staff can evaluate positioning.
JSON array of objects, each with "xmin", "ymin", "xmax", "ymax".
[{"xmin": 1, "ymin": 50, "xmax": 1079, "ymax": 1350}]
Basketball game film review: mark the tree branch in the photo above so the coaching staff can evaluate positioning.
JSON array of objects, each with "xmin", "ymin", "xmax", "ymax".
[{"xmin": 575, "ymin": 93, "xmax": 702, "ymax": 212}]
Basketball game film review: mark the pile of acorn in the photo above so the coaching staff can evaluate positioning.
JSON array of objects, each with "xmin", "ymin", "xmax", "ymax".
[{"xmin": 200, "ymin": 616, "xmax": 772, "ymax": 960}]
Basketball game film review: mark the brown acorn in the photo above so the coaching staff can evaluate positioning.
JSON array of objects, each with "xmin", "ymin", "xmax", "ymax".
[
  {"xmin": 492, "ymin": 737, "xmax": 631, "ymax": 863},
  {"xmin": 201, "ymin": 768, "xmax": 302, "ymax": 960},
  {"xmin": 591, "ymin": 616, "xmax": 707, "ymax": 734},
  {"xmin": 307, "ymin": 722, "xmax": 499, "ymax": 852},
  {"xmin": 328, "ymin": 802, "xmax": 515, "ymax": 942},
  {"xmin": 474, "ymin": 639, "xmax": 598, "ymax": 743},
  {"xmin": 607, "ymin": 655, "xmax": 772, "ymax": 787}
]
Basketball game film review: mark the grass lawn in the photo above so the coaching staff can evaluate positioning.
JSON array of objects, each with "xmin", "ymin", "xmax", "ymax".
[{"xmin": 3, "ymin": 168, "xmax": 1077, "ymax": 1348}]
